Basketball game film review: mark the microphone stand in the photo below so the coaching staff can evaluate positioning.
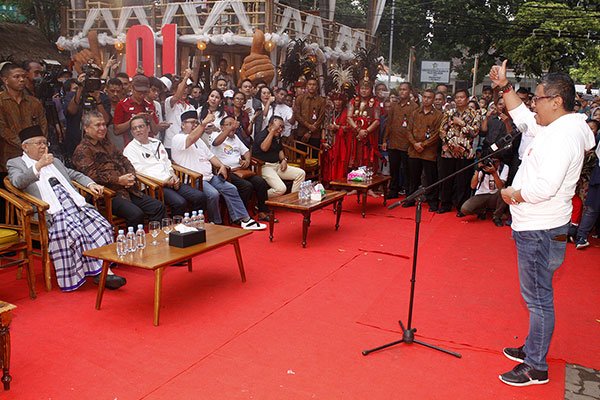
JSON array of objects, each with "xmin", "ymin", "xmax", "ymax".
[{"xmin": 362, "ymin": 132, "xmax": 521, "ymax": 358}]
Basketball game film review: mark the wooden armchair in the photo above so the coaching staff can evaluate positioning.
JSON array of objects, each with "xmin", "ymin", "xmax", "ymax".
[
  {"xmin": 0, "ymin": 188, "xmax": 36, "ymax": 299},
  {"xmin": 283, "ymin": 140, "xmax": 321, "ymax": 181},
  {"xmin": 172, "ymin": 164, "xmax": 203, "ymax": 190},
  {"xmin": 3, "ymin": 176, "xmax": 108, "ymax": 291}
]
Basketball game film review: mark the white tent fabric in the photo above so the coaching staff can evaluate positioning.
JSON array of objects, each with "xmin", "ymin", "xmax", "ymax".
[
  {"xmin": 329, "ymin": 0, "xmax": 336, "ymax": 21},
  {"xmin": 161, "ymin": 3, "xmax": 179, "ymax": 26},
  {"xmin": 81, "ymin": 8, "xmax": 99, "ymax": 36},
  {"xmin": 230, "ymin": 0, "xmax": 253, "ymax": 34},
  {"xmin": 99, "ymin": 9, "xmax": 117, "ymax": 35},
  {"xmin": 371, "ymin": 0, "xmax": 387, "ymax": 35},
  {"xmin": 200, "ymin": 0, "xmax": 229, "ymax": 35},
  {"xmin": 117, "ymin": 7, "xmax": 134, "ymax": 34},
  {"xmin": 181, "ymin": 2, "xmax": 202, "ymax": 34},
  {"xmin": 132, "ymin": 6, "xmax": 149, "ymax": 27}
]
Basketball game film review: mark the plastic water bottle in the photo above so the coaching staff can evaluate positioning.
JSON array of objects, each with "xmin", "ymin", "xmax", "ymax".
[
  {"xmin": 183, "ymin": 212, "xmax": 191, "ymax": 226},
  {"xmin": 191, "ymin": 211, "xmax": 198, "ymax": 228},
  {"xmin": 136, "ymin": 224, "xmax": 146, "ymax": 249},
  {"xmin": 126, "ymin": 226, "xmax": 137, "ymax": 253},
  {"xmin": 197, "ymin": 210, "xmax": 205, "ymax": 229},
  {"xmin": 116, "ymin": 229, "xmax": 127, "ymax": 257}
]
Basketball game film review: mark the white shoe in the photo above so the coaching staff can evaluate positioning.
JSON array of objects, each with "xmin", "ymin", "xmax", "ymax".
[{"xmin": 241, "ymin": 218, "xmax": 267, "ymax": 231}]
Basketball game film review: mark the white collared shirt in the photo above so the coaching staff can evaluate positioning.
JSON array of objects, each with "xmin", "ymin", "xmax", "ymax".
[
  {"xmin": 123, "ymin": 138, "xmax": 173, "ymax": 182},
  {"xmin": 509, "ymin": 103, "xmax": 595, "ymax": 231}
]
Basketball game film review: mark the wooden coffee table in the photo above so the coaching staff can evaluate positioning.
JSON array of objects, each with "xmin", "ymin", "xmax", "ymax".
[
  {"xmin": 84, "ymin": 224, "xmax": 252, "ymax": 326},
  {"xmin": 265, "ymin": 190, "xmax": 346, "ymax": 247},
  {"xmin": 329, "ymin": 175, "xmax": 391, "ymax": 217}
]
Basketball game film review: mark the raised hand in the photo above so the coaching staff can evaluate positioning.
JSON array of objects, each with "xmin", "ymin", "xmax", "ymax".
[{"xmin": 489, "ymin": 59, "xmax": 508, "ymax": 88}]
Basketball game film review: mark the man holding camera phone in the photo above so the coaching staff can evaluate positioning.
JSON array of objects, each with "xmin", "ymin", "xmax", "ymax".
[
  {"xmin": 171, "ymin": 110, "xmax": 265, "ymax": 230},
  {"xmin": 459, "ymin": 156, "xmax": 508, "ymax": 226}
]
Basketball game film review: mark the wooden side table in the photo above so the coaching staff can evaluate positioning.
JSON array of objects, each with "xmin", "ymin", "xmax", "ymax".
[{"xmin": 0, "ymin": 301, "xmax": 16, "ymax": 390}]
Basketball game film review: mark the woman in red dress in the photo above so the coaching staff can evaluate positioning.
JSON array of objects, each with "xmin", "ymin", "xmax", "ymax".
[
  {"xmin": 322, "ymin": 93, "xmax": 349, "ymax": 184},
  {"xmin": 347, "ymin": 81, "xmax": 380, "ymax": 171}
]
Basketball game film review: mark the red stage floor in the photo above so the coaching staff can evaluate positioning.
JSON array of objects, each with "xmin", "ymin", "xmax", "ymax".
[{"xmin": 1, "ymin": 197, "xmax": 598, "ymax": 399}]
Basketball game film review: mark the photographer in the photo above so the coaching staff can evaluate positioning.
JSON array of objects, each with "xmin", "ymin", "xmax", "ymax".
[
  {"xmin": 64, "ymin": 65, "xmax": 111, "ymax": 160},
  {"xmin": 460, "ymin": 156, "xmax": 508, "ymax": 227}
]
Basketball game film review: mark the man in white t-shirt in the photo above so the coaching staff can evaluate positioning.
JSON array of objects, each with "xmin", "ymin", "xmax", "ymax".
[
  {"xmin": 208, "ymin": 116, "xmax": 273, "ymax": 222},
  {"xmin": 460, "ymin": 156, "xmax": 508, "ymax": 226},
  {"xmin": 489, "ymin": 61, "xmax": 595, "ymax": 387},
  {"xmin": 123, "ymin": 115, "xmax": 206, "ymax": 217},
  {"xmin": 171, "ymin": 110, "xmax": 266, "ymax": 230},
  {"xmin": 163, "ymin": 69, "xmax": 195, "ymax": 157},
  {"xmin": 273, "ymin": 88, "xmax": 295, "ymax": 138}
]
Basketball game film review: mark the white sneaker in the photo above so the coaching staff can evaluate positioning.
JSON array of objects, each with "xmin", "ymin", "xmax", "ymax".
[{"xmin": 240, "ymin": 218, "xmax": 267, "ymax": 231}]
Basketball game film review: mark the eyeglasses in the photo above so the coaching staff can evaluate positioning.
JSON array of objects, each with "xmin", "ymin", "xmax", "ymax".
[
  {"xmin": 25, "ymin": 140, "xmax": 49, "ymax": 147},
  {"xmin": 531, "ymin": 95, "xmax": 557, "ymax": 103}
]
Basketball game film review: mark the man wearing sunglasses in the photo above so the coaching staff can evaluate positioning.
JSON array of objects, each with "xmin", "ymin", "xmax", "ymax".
[{"xmin": 123, "ymin": 115, "xmax": 206, "ymax": 217}]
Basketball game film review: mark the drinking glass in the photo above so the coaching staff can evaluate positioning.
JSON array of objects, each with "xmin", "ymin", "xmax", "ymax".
[
  {"xmin": 172, "ymin": 215, "xmax": 183, "ymax": 227},
  {"xmin": 149, "ymin": 221, "xmax": 160, "ymax": 246},
  {"xmin": 162, "ymin": 218, "xmax": 173, "ymax": 242}
]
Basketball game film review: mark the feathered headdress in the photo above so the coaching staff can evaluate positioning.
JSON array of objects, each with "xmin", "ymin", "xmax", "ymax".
[
  {"xmin": 279, "ymin": 38, "xmax": 317, "ymax": 88},
  {"xmin": 324, "ymin": 65, "xmax": 355, "ymax": 99},
  {"xmin": 352, "ymin": 47, "xmax": 381, "ymax": 85}
]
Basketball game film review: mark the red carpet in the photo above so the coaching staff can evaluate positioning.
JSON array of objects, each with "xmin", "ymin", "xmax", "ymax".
[{"xmin": 0, "ymin": 196, "xmax": 598, "ymax": 399}]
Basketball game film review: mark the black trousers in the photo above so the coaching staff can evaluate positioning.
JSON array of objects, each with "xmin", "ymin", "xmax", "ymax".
[
  {"xmin": 438, "ymin": 157, "xmax": 473, "ymax": 210},
  {"xmin": 230, "ymin": 173, "xmax": 270, "ymax": 213},
  {"xmin": 407, "ymin": 158, "xmax": 438, "ymax": 206},
  {"xmin": 388, "ymin": 149, "xmax": 409, "ymax": 195},
  {"xmin": 112, "ymin": 193, "xmax": 166, "ymax": 228}
]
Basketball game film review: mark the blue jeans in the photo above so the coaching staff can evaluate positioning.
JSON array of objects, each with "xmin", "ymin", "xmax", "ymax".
[
  {"xmin": 163, "ymin": 184, "xmax": 206, "ymax": 217},
  {"xmin": 513, "ymin": 223, "xmax": 568, "ymax": 371},
  {"xmin": 203, "ymin": 176, "xmax": 249, "ymax": 224}
]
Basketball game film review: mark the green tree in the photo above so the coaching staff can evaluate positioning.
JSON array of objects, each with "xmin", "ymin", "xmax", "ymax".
[
  {"xmin": 500, "ymin": 2, "xmax": 600, "ymax": 78},
  {"xmin": 0, "ymin": 0, "xmax": 67, "ymax": 42},
  {"xmin": 569, "ymin": 45, "xmax": 600, "ymax": 85}
]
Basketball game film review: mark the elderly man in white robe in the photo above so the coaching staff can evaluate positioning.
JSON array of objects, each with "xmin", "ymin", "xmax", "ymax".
[{"xmin": 7, "ymin": 125, "xmax": 126, "ymax": 291}]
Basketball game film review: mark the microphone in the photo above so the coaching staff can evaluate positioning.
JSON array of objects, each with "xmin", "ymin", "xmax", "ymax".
[{"xmin": 489, "ymin": 123, "xmax": 527, "ymax": 152}]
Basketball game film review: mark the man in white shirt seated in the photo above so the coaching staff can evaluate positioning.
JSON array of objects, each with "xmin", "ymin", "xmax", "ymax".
[
  {"xmin": 123, "ymin": 115, "xmax": 206, "ymax": 217},
  {"xmin": 171, "ymin": 110, "xmax": 266, "ymax": 230},
  {"xmin": 208, "ymin": 116, "xmax": 274, "ymax": 222},
  {"xmin": 460, "ymin": 156, "xmax": 509, "ymax": 227}
]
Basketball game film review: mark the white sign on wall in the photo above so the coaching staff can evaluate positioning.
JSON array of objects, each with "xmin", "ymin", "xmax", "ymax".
[{"xmin": 420, "ymin": 61, "xmax": 451, "ymax": 83}]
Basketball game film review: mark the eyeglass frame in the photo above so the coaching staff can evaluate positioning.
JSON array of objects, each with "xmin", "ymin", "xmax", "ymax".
[{"xmin": 531, "ymin": 94, "xmax": 558, "ymax": 103}]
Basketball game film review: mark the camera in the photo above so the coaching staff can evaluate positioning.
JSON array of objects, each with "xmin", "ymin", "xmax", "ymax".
[
  {"xmin": 34, "ymin": 59, "xmax": 63, "ymax": 102},
  {"xmin": 477, "ymin": 158, "xmax": 494, "ymax": 171},
  {"xmin": 80, "ymin": 62, "xmax": 105, "ymax": 111}
]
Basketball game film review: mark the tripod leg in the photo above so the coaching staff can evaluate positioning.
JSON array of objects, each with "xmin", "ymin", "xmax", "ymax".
[
  {"xmin": 362, "ymin": 339, "xmax": 405, "ymax": 356},
  {"xmin": 413, "ymin": 339, "xmax": 462, "ymax": 358}
]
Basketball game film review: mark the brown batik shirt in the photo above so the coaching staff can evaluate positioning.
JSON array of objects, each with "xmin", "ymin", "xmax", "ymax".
[
  {"xmin": 383, "ymin": 100, "xmax": 419, "ymax": 151},
  {"xmin": 72, "ymin": 136, "xmax": 139, "ymax": 199},
  {"xmin": 407, "ymin": 106, "xmax": 443, "ymax": 161},
  {"xmin": 439, "ymin": 107, "xmax": 481, "ymax": 159},
  {"xmin": 293, "ymin": 93, "xmax": 326, "ymax": 139},
  {"xmin": 0, "ymin": 91, "xmax": 47, "ymax": 172}
]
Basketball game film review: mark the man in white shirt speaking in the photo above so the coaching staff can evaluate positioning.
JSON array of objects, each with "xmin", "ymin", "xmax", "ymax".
[
  {"xmin": 489, "ymin": 61, "xmax": 595, "ymax": 387},
  {"xmin": 123, "ymin": 115, "xmax": 206, "ymax": 217}
]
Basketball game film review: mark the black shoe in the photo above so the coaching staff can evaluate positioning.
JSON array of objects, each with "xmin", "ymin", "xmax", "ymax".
[
  {"xmin": 437, "ymin": 207, "xmax": 451, "ymax": 214},
  {"xmin": 399, "ymin": 189, "xmax": 406, "ymax": 196},
  {"xmin": 477, "ymin": 211, "xmax": 486, "ymax": 220},
  {"xmin": 499, "ymin": 363, "xmax": 548, "ymax": 387},
  {"xmin": 456, "ymin": 211, "xmax": 465, "ymax": 217},
  {"xmin": 493, "ymin": 218, "xmax": 504, "ymax": 227},
  {"xmin": 503, "ymin": 345, "xmax": 526, "ymax": 363},
  {"xmin": 428, "ymin": 205, "xmax": 439, "ymax": 212},
  {"xmin": 93, "ymin": 274, "xmax": 127, "ymax": 290},
  {"xmin": 401, "ymin": 201, "xmax": 415, "ymax": 208},
  {"xmin": 385, "ymin": 192, "xmax": 399, "ymax": 199}
]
